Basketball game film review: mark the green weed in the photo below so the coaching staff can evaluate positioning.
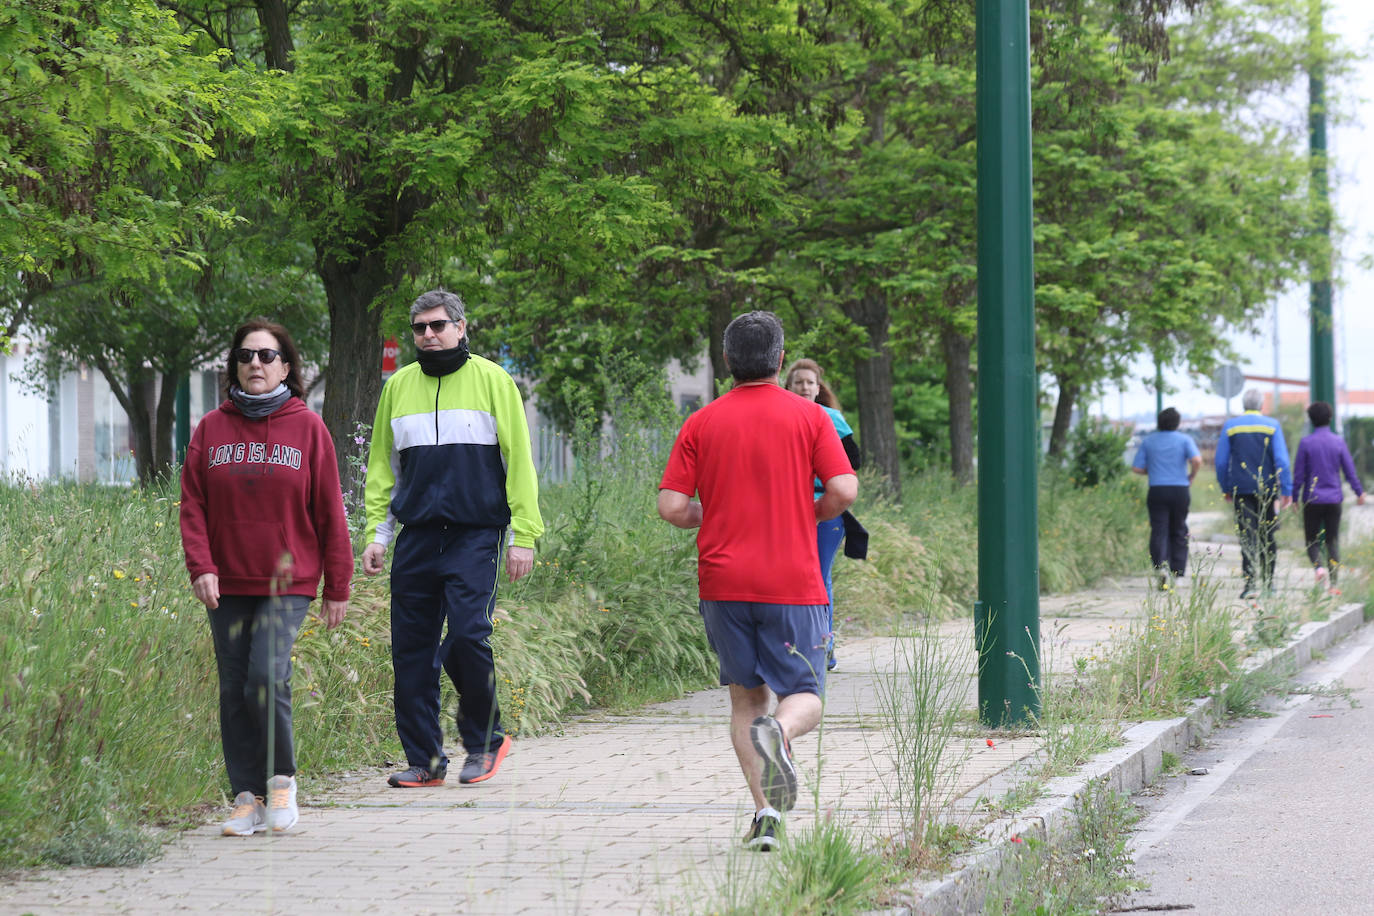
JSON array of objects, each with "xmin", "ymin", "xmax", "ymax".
[
  {"xmin": 987, "ymin": 778, "xmax": 1139, "ymax": 915},
  {"xmin": 869, "ymin": 622, "xmax": 974, "ymax": 867},
  {"xmin": 1098, "ymin": 571, "xmax": 1241, "ymax": 717},
  {"xmin": 698, "ymin": 817, "xmax": 885, "ymax": 916}
]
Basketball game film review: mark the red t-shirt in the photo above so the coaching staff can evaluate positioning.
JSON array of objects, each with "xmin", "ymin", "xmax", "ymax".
[{"xmin": 659, "ymin": 383, "xmax": 854, "ymax": 603}]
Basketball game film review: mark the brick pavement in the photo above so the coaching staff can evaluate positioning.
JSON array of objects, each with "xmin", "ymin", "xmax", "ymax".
[{"xmin": 1, "ymin": 506, "xmax": 1364, "ymax": 915}]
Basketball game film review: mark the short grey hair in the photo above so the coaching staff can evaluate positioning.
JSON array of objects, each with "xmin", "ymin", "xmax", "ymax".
[
  {"xmin": 722, "ymin": 311, "xmax": 784, "ymax": 382},
  {"xmin": 410, "ymin": 288, "xmax": 466, "ymax": 323},
  {"xmin": 1241, "ymin": 388, "xmax": 1263, "ymax": 411}
]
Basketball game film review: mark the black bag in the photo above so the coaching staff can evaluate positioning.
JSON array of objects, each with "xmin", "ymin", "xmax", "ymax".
[{"xmin": 841, "ymin": 510, "xmax": 868, "ymax": 560}]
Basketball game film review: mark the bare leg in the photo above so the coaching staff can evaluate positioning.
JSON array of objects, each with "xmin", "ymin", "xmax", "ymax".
[
  {"xmin": 729, "ymin": 684, "xmax": 772, "ymax": 810},
  {"xmin": 729, "ymin": 686, "xmax": 825, "ymax": 810},
  {"xmin": 774, "ymin": 691, "xmax": 823, "ymax": 744}
]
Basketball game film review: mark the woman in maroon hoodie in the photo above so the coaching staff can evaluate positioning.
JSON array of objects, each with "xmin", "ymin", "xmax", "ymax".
[{"xmin": 180, "ymin": 319, "xmax": 352, "ymax": 837}]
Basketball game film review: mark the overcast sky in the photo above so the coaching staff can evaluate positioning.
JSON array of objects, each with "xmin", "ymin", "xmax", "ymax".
[{"xmin": 1103, "ymin": 0, "xmax": 1374, "ymax": 420}]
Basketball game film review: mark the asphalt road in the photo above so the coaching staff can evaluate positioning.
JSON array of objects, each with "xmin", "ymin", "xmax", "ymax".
[{"xmin": 1119, "ymin": 621, "xmax": 1374, "ymax": 916}]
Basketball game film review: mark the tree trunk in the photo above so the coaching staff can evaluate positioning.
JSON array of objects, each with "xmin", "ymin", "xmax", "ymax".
[
  {"xmin": 843, "ymin": 290, "xmax": 900, "ymax": 498},
  {"xmin": 942, "ymin": 324, "xmax": 974, "ymax": 485},
  {"xmin": 706, "ymin": 287, "xmax": 732, "ymax": 398},
  {"xmin": 1046, "ymin": 378, "xmax": 1079, "ymax": 462},
  {"xmin": 91, "ymin": 354, "xmax": 153, "ymax": 486},
  {"xmin": 318, "ymin": 250, "xmax": 394, "ymax": 483},
  {"xmin": 127, "ymin": 368, "xmax": 156, "ymax": 487},
  {"xmin": 254, "ymin": 0, "xmax": 295, "ymax": 71},
  {"xmin": 153, "ymin": 370, "xmax": 179, "ymax": 480}
]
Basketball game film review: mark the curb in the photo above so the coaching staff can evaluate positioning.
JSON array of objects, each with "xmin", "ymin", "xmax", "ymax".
[{"xmin": 903, "ymin": 602, "xmax": 1366, "ymax": 915}]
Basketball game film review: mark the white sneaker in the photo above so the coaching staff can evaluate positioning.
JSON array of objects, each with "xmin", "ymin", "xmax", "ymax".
[
  {"xmin": 222, "ymin": 791, "xmax": 266, "ymax": 836},
  {"xmin": 266, "ymin": 775, "xmax": 299, "ymax": 832}
]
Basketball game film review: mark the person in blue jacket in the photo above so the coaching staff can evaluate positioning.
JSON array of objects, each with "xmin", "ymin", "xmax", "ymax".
[
  {"xmin": 1131, "ymin": 407, "xmax": 1202, "ymax": 590},
  {"xmin": 1292, "ymin": 401, "xmax": 1365, "ymax": 593},
  {"xmin": 784, "ymin": 359, "xmax": 858, "ymax": 671},
  {"xmin": 1215, "ymin": 389, "xmax": 1292, "ymax": 599}
]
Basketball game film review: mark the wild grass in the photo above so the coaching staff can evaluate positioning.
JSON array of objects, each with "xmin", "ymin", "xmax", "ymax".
[
  {"xmin": 987, "ymin": 778, "xmax": 1139, "ymax": 915},
  {"xmin": 869, "ymin": 621, "xmax": 975, "ymax": 867},
  {"xmin": 694, "ymin": 816, "xmax": 886, "ymax": 916},
  {"xmin": 1095, "ymin": 571, "xmax": 1242, "ymax": 718}
]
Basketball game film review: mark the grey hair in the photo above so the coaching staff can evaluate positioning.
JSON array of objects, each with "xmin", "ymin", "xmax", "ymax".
[
  {"xmin": 722, "ymin": 310, "xmax": 784, "ymax": 382},
  {"xmin": 410, "ymin": 288, "xmax": 466, "ymax": 323},
  {"xmin": 1241, "ymin": 388, "xmax": 1263, "ymax": 411}
]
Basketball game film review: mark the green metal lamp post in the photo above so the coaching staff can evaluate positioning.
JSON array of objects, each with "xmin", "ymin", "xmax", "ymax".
[
  {"xmin": 974, "ymin": 0, "xmax": 1041, "ymax": 727},
  {"xmin": 1308, "ymin": 0, "xmax": 1335, "ymax": 416}
]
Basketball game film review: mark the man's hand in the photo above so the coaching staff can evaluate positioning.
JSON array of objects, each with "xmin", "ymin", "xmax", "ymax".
[
  {"xmin": 1281, "ymin": 495, "xmax": 1293, "ymax": 510},
  {"xmin": 192, "ymin": 572, "xmax": 220, "ymax": 610},
  {"xmin": 1359, "ymin": 493, "xmax": 1367, "ymax": 506},
  {"xmin": 361, "ymin": 542, "xmax": 387, "ymax": 576},
  {"xmin": 507, "ymin": 545, "xmax": 534, "ymax": 582},
  {"xmin": 1223, "ymin": 493, "xmax": 1233, "ymax": 503},
  {"xmin": 322, "ymin": 598, "xmax": 348, "ymax": 629}
]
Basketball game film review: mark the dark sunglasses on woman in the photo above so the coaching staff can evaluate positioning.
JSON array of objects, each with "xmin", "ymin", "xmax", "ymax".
[{"xmin": 233, "ymin": 348, "xmax": 281, "ymax": 364}]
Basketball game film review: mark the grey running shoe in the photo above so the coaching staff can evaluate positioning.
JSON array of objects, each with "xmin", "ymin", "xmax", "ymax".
[
  {"xmin": 388, "ymin": 764, "xmax": 446, "ymax": 787},
  {"xmin": 222, "ymin": 791, "xmax": 266, "ymax": 836},
  {"xmin": 266, "ymin": 774, "xmax": 299, "ymax": 832},
  {"xmin": 743, "ymin": 813, "xmax": 782, "ymax": 851},
  {"xmin": 749, "ymin": 715, "xmax": 798, "ymax": 812},
  {"xmin": 459, "ymin": 734, "xmax": 512, "ymax": 784}
]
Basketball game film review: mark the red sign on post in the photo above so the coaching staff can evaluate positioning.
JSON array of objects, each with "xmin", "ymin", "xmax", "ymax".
[{"xmin": 382, "ymin": 337, "xmax": 399, "ymax": 377}]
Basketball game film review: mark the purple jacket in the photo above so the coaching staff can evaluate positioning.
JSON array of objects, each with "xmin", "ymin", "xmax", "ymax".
[{"xmin": 1293, "ymin": 427, "xmax": 1364, "ymax": 504}]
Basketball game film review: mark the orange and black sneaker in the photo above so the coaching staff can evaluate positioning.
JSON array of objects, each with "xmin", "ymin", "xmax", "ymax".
[
  {"xmin": 458, "ymin": 734, "xmax": 512, "ymax": 784},
  {"xmin": 387, "ymin": 764, "xmax": 446, "ymax": 788}
]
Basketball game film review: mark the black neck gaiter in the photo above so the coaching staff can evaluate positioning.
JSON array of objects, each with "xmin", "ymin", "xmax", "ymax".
[{"xmin": 416, "ymin": 338, "xmax": 470, "ymax": 377}]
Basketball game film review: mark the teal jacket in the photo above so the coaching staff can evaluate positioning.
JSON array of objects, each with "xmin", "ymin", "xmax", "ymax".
[{"xmin": 364, "ymin": 354, "xmax": 544, "ymax": 549}]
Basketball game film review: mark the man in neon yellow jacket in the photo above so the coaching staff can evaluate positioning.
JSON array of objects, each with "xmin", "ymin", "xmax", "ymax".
[{"xmin": 362, "ymin": 288, "xmax": 543, "ymax": 788}]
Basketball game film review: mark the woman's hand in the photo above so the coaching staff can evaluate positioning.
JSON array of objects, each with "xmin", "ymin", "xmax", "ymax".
[
  {"xmin": 192, "ymin": 573, "xmax": 220, "ymax": 610},
  {"xmin": 322, "ymin": 598, "xmax": 348, "ymax": 629}
]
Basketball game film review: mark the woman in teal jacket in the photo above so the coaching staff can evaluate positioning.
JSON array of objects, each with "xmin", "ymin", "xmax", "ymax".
[{"xmin": 785, "ymin": 359, "xmax": 859, "ymax": 671}]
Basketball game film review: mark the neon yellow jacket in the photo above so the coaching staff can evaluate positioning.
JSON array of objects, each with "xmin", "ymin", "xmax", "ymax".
[{"xmin": 364, "ymin": 355, "xmax": 544, "ymax": 549}]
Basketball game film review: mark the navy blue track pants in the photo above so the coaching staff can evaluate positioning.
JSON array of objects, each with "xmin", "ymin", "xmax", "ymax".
[{"xmin": 390, "ymin": 524, "xmax": 506, "ymax": 770}]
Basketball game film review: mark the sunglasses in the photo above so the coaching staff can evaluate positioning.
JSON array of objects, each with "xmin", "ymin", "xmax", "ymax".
[
  {"xmin": 233, "ymin": 348, "xmax": 282, "ymax": 365},
  {"xmin": 411, "ymin": 319, "xmax": 459, "ymax": 335}
]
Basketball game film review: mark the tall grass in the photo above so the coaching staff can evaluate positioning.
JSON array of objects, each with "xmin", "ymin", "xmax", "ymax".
[
  {"xmin": 869, "ymin": 621, "xmax": 974, "ymax": 866},
  {"xmin": 833, "ymin": 470, "xmax": 1148, "ymax": 633},
  {"xmin": 1099, "ymin": 572, "xmax": 1240, "ymax": 717},
  {"xmin": 0, "ymin": 483, "xmax": 220, "ymax": 865}
]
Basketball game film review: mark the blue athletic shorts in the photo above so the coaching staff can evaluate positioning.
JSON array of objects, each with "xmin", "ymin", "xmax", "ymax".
[{"xmin": 698, "ymin": 600, "xmax": 829, "ymax": 697}]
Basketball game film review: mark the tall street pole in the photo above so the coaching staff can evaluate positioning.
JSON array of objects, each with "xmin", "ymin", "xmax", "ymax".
[
  {"xmin": 1309, "ymin": 0, "xmax": 1335, "ymax": 418},
  {"xmin": 974, "ymin": 0, "xmax": 1040, "ymax": 727}
]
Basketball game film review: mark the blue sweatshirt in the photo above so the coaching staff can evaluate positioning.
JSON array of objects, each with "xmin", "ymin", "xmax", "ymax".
[{"xmin": 1215, "ymin": 410, "xmax": 1292, "ymax": 498}]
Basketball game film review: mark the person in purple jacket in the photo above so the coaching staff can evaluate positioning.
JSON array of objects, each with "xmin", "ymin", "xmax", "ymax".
[{"xmin": 1292, "ymin": 401, "xmax": 1365, "ymax": 593}]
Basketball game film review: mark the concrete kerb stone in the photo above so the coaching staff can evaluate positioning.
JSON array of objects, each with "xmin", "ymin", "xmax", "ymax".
[{"xmin": 904, "ymin": 602, "xmax": 1366, "ymax": 916}]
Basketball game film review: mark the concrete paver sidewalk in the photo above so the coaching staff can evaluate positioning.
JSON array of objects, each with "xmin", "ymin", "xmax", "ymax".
[{"xmin": 1, "ymin": 507, "xmax": 1365, "ymax": 914}]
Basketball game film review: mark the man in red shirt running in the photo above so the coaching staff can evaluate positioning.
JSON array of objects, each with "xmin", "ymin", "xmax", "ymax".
[{"xmin": 658, "ymin": 310, "xmax": 857, "ymax": 851}]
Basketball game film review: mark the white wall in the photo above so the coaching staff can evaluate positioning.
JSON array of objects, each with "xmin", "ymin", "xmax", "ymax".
[{"xmin": 0, "ymin": 336, "xmax": 52, "ymax": 479}]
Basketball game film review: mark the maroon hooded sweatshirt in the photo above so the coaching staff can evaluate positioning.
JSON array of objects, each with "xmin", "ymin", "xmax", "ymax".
[{"xmin": 180, "ymin": 396, "xmax": 352, "ymax": 601}]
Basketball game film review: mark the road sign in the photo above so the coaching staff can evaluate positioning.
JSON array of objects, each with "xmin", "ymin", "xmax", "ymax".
[{"xmin": 1213, "ymin": 364, "xmax": 1245, "ymax": 399}]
